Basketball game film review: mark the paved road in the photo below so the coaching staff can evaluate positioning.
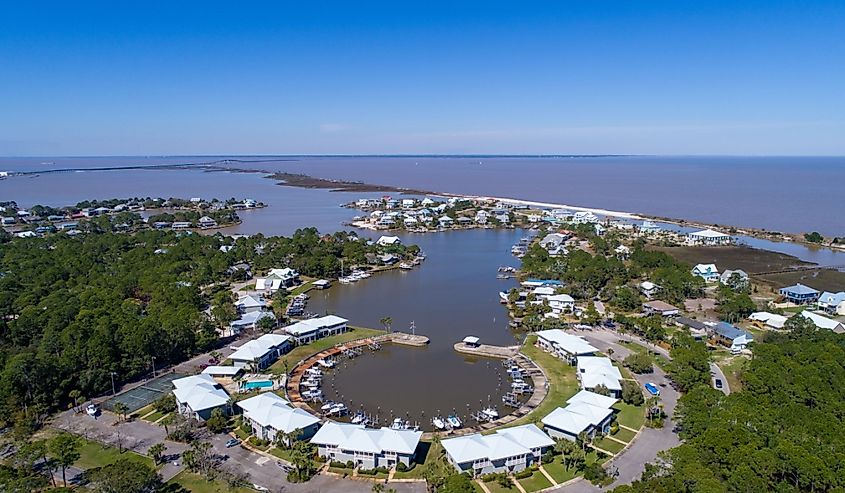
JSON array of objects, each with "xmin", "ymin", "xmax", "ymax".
[
  {"xmin": 552, "ymin": 328, "xmax": 682, "ymax": 492},
  {"xmin": 710, "ymin": 363, "xmax": 731, "ymax": 395}
]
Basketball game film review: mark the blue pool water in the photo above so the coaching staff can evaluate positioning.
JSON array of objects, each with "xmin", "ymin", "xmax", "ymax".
[{"xmin": 242, "ymin": 380, "xmax": 273, "ymax": 390}]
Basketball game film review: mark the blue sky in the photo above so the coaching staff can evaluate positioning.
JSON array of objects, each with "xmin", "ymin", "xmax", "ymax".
[{"xmin": 1, "ymin": 1, "xmax": 843, "ymax": 155}]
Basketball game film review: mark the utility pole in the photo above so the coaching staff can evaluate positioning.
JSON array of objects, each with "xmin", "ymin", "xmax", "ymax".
[
  {"xmin": 151, "ymin": 356, "xmax": 157, "ymax": 378},
  {"xmin": 110, "ymin": 372, "xmax": 117, "ymax": 396}
]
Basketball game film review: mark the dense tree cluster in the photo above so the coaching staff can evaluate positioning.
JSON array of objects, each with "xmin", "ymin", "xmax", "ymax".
[
  {"xmin": 0, "ymin": 227, "xmax": 402, "ymax": 427},
  {"xmin": 617, "ymin": 330, "xmax": 845, "ymax": 492}
]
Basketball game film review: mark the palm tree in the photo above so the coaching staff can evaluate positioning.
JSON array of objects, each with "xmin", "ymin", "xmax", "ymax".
[
  {"xmin": 113, "ymin": 402, "xmax": 129, "ymax": 422},
  {"xmin": 161, "ymin": 414, "xmax": 174, "ymax": 436},
  {"xmin": 149, "ymin": 443, "xmax": 166, "ymax": 465},
  {"xmin": 68, "ymin": 390, "xmax": 81, "ymax": 413},
  {"xmin": 379, "ymin": 316, "xmax": 393, "ymax": 333}
]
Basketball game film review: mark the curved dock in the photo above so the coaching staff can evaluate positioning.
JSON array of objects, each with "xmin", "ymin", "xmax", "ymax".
[{"xmin": 453, "ymin": 342, "xmax": 519, "ymax": 358}]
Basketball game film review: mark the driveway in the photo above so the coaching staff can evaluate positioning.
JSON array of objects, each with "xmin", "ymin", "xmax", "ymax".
[
  {"xmin": 552, "ymin": 328, "xmax": 682, "ymax": 491},
  {"xmin": 709, "ymin": 363, "xmax": 731, "ymax": 395}
]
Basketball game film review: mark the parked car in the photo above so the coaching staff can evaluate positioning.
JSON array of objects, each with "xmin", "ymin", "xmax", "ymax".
[
  {"xmin": 225, "ymin": 438, "xmax": 241, "ymax": 448},
  {"xmin": 644, "ymin": 382, "xmax": 660, "ymax": 396},
  {"xmin": 714, "ymin": 378, "xmax": 723, "ymax": 389},
  {"xmin": 86, "ymin": 404, "xmax": 99, "ymax": 417}
]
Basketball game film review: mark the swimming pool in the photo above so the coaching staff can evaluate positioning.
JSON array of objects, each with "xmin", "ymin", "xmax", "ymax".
[{"xmin": 242, "ymin": 380, "xmax": 273, "ymax": 390}]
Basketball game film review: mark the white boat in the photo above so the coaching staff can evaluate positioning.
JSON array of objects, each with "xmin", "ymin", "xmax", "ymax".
[
  {"xmin": 482, "ymin": 407, "xmax": 499, "ymax": 419},
  {"xmin": 302, "ymin": 390, "xmax": 322, "ymax": 400},
  {"xmin": 320, "ymin": 401, "xmax": 336, "ymax": 411},
  {"xmin": 328, "ymin": 403, "xmax": 348, "ymax": 415},
  {"xmin": 338, "ymin": 276, "xmax": 354, "ymax": 284},
  {"xmin": 390, "ymin": 417, "xmax": 407, "ymax": 430},
  {"xmin": 301, "ymin": 380, "xmax": 320, "ymax": 388},
  {"xmin": 351, "ymin": 411, "xmax": 367, "ymax": 424},
  {"xmin": 432, "ymin": 417, "xmax": 446, "ymax": 430},
  {"xmin": 399, "ymin": 262, "xmax": 413, "ymax": 270},
  {"xmin": 317, "ymin": 358, "xmax": 336, "ymax": 368},
  {"xmin": 447, "ymin": 415, "xmax": 462, "ymax": 428}
]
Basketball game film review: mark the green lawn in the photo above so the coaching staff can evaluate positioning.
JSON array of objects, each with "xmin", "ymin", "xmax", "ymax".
[
  {"xmin": 542, "ymin": 460, "xmax": 578, "ymax": 484},
  {"xmin": 269, "ymin": 326, "xmax": 385, "ymax": 375},
  {"xmin": 71, "ymin": 438, "xmax": 154, "ymax": 470},
  {"xmin": 613, "ymin": 427, "xmax": 637, "ymax": 443},
  {"xmin": 392, "ymin": 440, "xmax": 440, "ymax": 479},
  {"xmin": 618, "ymin": 340, "xmax": 670, "ymax": 369},
  {"xmin": 328, "ymin": 466, "xmax": 353, "ymax": 476},
  {"xmin": 503, "ymin": 335, "xmax": 579, "ymax": 428},
  {"xmin": 169, "ymin": 471, "xmax": 254, "ymax": 493},
  {"xmin": 268, "ymin": 447, "xmax": 294, "ymax": 462},
  {"xmin": 142, "ymin": 410, "xmax": 166, "ymax": 422},
  {"xmin": 518, "ymin": 470, "xmax": 553, "ymax": 492},
  {"xmin": 132, "ymin": 405, "xmax": 155, "ymax": 420},
  {"xmin": 485, "ymin": 480, "xmax": 518, "ymax": 493},
  {"xmin": 593, "ymin": 437, "xmax": 626, "ymax": 455},
  {"xmin": 613, "ymin": 402, "xmax": 645, "ymax": 430},
  {"xmin": 290, "ymin": 281, "xmax": 315, "ymax": 296}
]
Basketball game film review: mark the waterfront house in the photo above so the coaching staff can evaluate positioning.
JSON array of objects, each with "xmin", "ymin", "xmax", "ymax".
[
  {"xmin": 198, "ymin": 216, "xmax": 218, "ymax": 229},
  {"xmin": 421, "ymin": 198, "xmax": 436, "ymax": 207},
  {"xmin": 311, "ymin": 422, "xmax": 422, "ymax": 469},
  {"xmin": 494, "ymin": 425, "xmax": 555, "ymax": 460},
  {"xmin": 377, "ymin": 235, "xmax": 402, "ymax": 247},
  {"xmin": 535, "ymin": 329, "xmax": 597, "ymax": 363},
  {"xmin": 539, "ymin": 233, "xmax": 567, "ymax": 255},
  {"xmin": 457, "ymin": 216, "xmax": 473, "ymax": 226},
  {"xmin": 403, "ymin": 217, "xmax": 418, "ymax": 227},
  {"xmin": 230, "ymin": 310, "xmax": 277, "ymax": 334},
  {"xmin": 779, "ymin": 283, "xmax": 820, "ymax": 304},
  {"xmin": 441, "ymin": 425, "xmax": 552, "ymax": 476},
  {"xmin": 546, "ymin": 294, "xmax": 575, "ymax": 314},
  {"xmin": 710, "ymin": 322, "xmax": 754, "ymax": 353},
  {"xmin": 438, "ymin": 215, "xmax": 455, "ymax": 228},
  {"xmin": 172, "ymin": 374, "xmax": 230, "ymax": 421},
  {"xmin": 266, "ymin": 267, "xmax": 300, "ymax": 287},
  {"xmin": 817, "ymin": 291, "xmax": 845, "ymax": 315},
  {"xmin": 687, "ymin": 229, "xmax": 732, "ymax": 246},
  {"xmin": 238, "ymin": 393, "xmax": 320, "ymax": 445},
  {"xmin": 692, "ymin": 263, "xmax": 720, "ymax": 282},
  {"xmin": 542, "ymin": 390, "xmax": 617, "ymax": 441},
  {"xmin": 532, "ymin": 286, "xmax": 556, "ymax": 297},
  {"xmin": 282, "ymin": 315, "xmax": 349, "ymax": 345},
  {"xmin": 576, "ymin": 357, "xmax": 623, "ymax": 397},
  {"xmin": 573, "ymin": 211, "xmax": 599, "ymax": 224},
  {"xmin": 639, "ymin": 281, "xmax": 660, "ymax": 299},
  {"xmin": 749, "ymin": 311, "xmax": 788, "ymax": 330},
  {"xmin": 227, "ymin": 333, "xmax": 292, "ymax": 369},
  {"xmin": 379, "ymin": 253, "xmax": 399, "ymax": 265},
  {"xmin": 401, "ymin": 199, "xmax": 416, "ymax": 209},
  {"xmin": 313, "ymin": 279, "xmax": 331, "ymax": 290},
  {"xmin": 474, "ymin": 210, "xmax": 489, "ymax": 224},
  {"xmin": 255, "ymin": 278, "xmax": 282, "ymax": 294},
  {"xmin": 172, "ymin": 221, "xmax": 192, "ymax": 230},
  {"xmin": 642, "ymin": 300, "xmax": 680, "ymax": 317},
  {"xmin": 801, "ymin": 311, "xmax": 845, "ymax": 333},
  {"xmin": 236, "ymin": 294, "xmax": 267, "ymax": 314}
]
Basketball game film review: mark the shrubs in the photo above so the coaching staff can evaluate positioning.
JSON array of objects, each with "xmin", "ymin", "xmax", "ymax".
[
  {"xmin": 623, "ymin": 353, "xmax": 653, "ymax": 374},
  {"xmin": 514, "ymin": 469, "xmax": 533, "ymax": 479},
  {"xmin": 329, "ymin": 461, "xmax": 347, "ymax": 468},
  {"xmin": 396, "ymin": 461, "xmax": 410, "ymax": 472},
  {"xmin": 621, "ymin": 380, "xmax": 645, "ymax": 406},
  {"xmin": 583, "ymin": 463, "xmax": 611, "ymax": 485},
  {"xmin": 541, "ymin": 450, "xmax": 554, "ymax": 464}
]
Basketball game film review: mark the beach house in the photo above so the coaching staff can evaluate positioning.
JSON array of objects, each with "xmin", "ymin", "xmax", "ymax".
[
  {"xmin": 639, "ymin": 281, "xmax": 660, "ymax": 299},
  {"xmin": 576, "ymin": 357, "xmax": 623, "ymax": 397},
  {"xmin": 282, "ymin": 315, "xmax": 349, "ymax": 344},
  {"xmin": 311, "ymin": 422, "xmax": 422, "ymax": 469},
  {"xmin": 227, "ymin": 333, "xmax": 292, "ymax": 369},
  {"xmin": 801, "ymin": 311, "xmax": 845, "ymax": 333},
  {"xmin": 441, "ymin": 424, "xmax": 553, "ymax": 476},
  {"xmin": 236, "ymin": 294, "xmax": 267, "ymax": 314},
  {"xmin": 238, "ymin": 393, "xmax": 320, "ymax": 445},
  {"xmin": 692, "ymin": 263, "xmax": 720, "ymax": 282},
  {"xmin": 779, "ymin": 283, "xmax": 820, "ymax": 304},
  {"xmin": 539, "ymin": 233, "xmax": 568, "ymax": 256},
  {"xmin": 710, "ymin": 322, "xmax": 754, "ymax": 353},
  {"xmin": 546, "ymin": 294, "xmax": 576, "ymax": 314},
  {"xmin": 266, "ymin": 268, "xmax": 300, "ymax": 287},
  {"xmin": 535, "ymin": 329, "xmax": 597, "ymax": 363},
  {"xmin": 687, "ymin": 229, "xmax": 732, "ymax": 246},
  {"xmin": 172, "ymin": 374, "xmax": 230, "ymax": 421},
  {"xmin": 376, "ymin": 235, "xmax": 402, "ymax": 247},
  {"xmin": 542, "ymin": 390, "xmax": 617, "ymax": 441},
  {"xmin": 749, "ymin": 311, "xmax": 788, "ymax": 330},
  {"xmin": 642, "ymin": 300, "xmax": 680, "ymax": 317},
  {"xmin": 198, "ymin": 216, "xmax": 217, "ymax": 229},
  {"xmin": 817, "ymin": 291, "xmax": 845, "ymax": 315}
]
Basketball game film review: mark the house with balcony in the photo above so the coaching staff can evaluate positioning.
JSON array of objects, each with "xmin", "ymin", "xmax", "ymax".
[
  {"xmin": 779, "ymin": 283, "xmax": 820, "ymax": 304},
  {"xmin": 282, "ymin": 315, "xmax": 349, "ymax": 345},
  {"xmin": 227, "ymin": 333, "xmax": 292, "ymax": 369},
  {"xmin": 576, "ymin": 357, "xmax": 623, "ymax": 397},
  {"xmin": 238, "ymin": 393, "xmax": 320, "ymax": 446},
  {"xmin": 542, "ymin": 390, "xmax": 617, "ymax": 441},
  {"xmin": 692, "ymin": 263, "xmax": 720, "ymax": 282},
  {"xmin": 311, "ymin": 422, "xmax": 422, "ymax": 469},
  {"xmin": 441, "ymin": 424, "xmax": 553, "ymax": 476},
  {"xmin": 535, "ymin": 329, "xmax": 597, "ymax": 363}
]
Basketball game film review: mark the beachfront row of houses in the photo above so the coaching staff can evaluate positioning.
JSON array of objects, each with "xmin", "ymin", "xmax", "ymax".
[{"xmin": 779, "ymin": 283, "xmax": 845, "ymax": 315}]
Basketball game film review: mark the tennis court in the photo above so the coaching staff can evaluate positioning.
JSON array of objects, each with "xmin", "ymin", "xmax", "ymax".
[{"xmin": 102, "ymin": 372, "xmax": 185, "ymax": 413}]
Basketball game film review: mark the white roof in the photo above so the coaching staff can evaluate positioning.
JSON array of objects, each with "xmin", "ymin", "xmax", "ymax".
[
  {"xmin": 255, "ymin": 278, "xmax": 282, "ymax": 291},
  {"xmin": 202, "ymin": 366, "xmax": 243, "ymax": 377},
  {"xmin": 283, "ymin": 315, "xmax": 348, "ymax": 336},
  {"xmin": 442, "ymin": 433, "xmax": 532, "ymax": 464},
  {"xmin": 230, "ymin": 310, "xmax": 276, "ymax": 328},
  {"xmin": 238, "ymin": 393, "xmax": 318, "ymax": 434},
  {"xmin": 310, "ymin": 422, "xmax": 422, "ymax": 455},
  {"xmin": 547, "ymin": 294, "xmax": 575, "ymax": 304},
  {"xmin": 172, "ymin": 374, "xmax": 229, "ymax": 412},
  {"xmin": 640, "ymin": 281, "xmax": 657, "ymax": 290},
  {"xmin": 494, "ymin": 424, "xmax": 555, "ymax": 451},
  {"xmin": 689, "ymin": 229, "xmax": 730, "ymax": 238},
  {"xmin": 542, "ymin": 407, "xmax": 593, "ymax": 435},
  {"xmin": 377, "ymin": 235, "xmax": 402, "ymax": 245},
  {"xmin": 228, "ymin": 333, "xmax": 291, "ymax": 362},
  {"xmin": 577, "ymin": 357, "xmax": 623, "ymax": 391},
  {"xmin": 463, "ymin": 336, "xmax": 480, "ymax": 344},
  {"xmin": 566, "ymin": 389, "xmax": 618, "ymax": 409},
  {"xmin": 802, "ymin": 311, "xmax": 845, "ymax": 331},
  {"xmin": 536, "ymin": 329, "xmax": 598, "ymax": 355},
  {"xmin": 532, "ymin": 286, "xmax": 556, "ymax": 297},
  {"xmin": 236, "ymin": 295, "xmax": 266, "ymax": 309},
  {"xmin": 749, "ymin": 311, "xmax": 787, "ymax": 328},
  {"xmin": 693, "ymin": 263, "xmax": 718, "ymax": 273},
  {"xmin": 268, "ymin": 268, "xmax": 298, "ymax": 279}
]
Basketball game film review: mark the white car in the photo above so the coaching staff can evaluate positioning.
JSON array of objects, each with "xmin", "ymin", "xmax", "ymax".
[{"xmin": 86, "ymin": 404, "xmax": 99, "ymax": 417}]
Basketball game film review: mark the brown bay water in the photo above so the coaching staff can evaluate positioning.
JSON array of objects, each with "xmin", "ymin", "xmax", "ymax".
[{"xmin": 306, "ymin": 228, "xmax": 528, "ymax": 429}]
